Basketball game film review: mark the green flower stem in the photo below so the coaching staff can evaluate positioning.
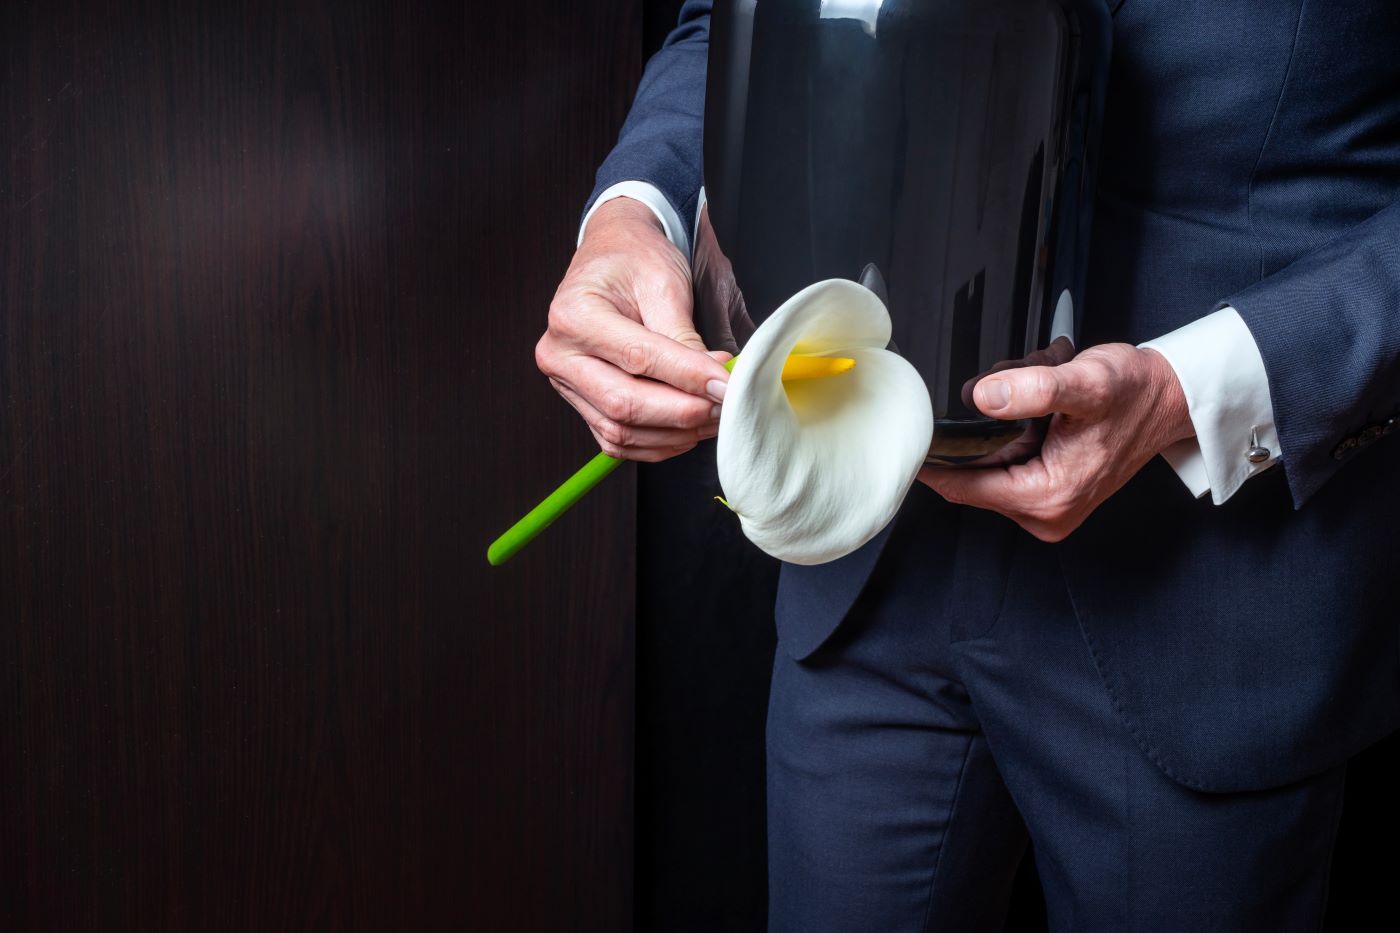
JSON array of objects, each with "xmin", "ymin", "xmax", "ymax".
[
  {"xmin": 486, "ymin": 450, "xmax": 623, "ymax": 566},
  {"xmin": 487, "ymin": 354, "xmax": 739, "ymax": 566}
]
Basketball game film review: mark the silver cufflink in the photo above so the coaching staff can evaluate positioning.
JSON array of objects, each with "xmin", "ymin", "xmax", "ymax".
[{"xmin": 1246, "ymin": 426, "xmax": 1270, "ymax": 464}]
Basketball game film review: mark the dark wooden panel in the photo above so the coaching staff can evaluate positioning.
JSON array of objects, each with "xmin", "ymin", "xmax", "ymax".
[{"xmin": 0, "ymin": 1, "xmax": 638, "ymax": 929}]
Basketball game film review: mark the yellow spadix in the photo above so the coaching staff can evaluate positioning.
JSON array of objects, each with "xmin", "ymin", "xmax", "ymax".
[{"xmin": 780, "ymin": 353, "xmax": 856, "ymax": 381}]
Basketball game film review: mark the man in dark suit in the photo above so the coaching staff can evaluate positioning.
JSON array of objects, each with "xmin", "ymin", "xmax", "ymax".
[{"xmin": 534, "ymin": 1, "xmax": 1400, "ymax": 928}]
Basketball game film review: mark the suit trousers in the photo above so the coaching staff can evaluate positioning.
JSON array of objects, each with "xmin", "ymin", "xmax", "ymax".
[{"xmin": 766, "ymin": 481, "xmax": 1349, "ymax": 933}]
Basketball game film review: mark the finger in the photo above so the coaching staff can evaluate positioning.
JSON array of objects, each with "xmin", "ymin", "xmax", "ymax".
[
  {"xmin": 1036, "ymin": 335, "xmax": 1077, "ymax": 367},
  {"xmin": 960, "ymin": 357, "xmax": 1026, "ymax": 410},
  {"xmin": 590, "ymin": 429, "xmax": 707, "ymax": 462},
  {"xmin": 590, "ymin": 417, "xmax": 718, "ymax": 452},
  {"xmin": 559, "ymin": 308, "xmax": 729, "ymax": 402},
  {"xmin": 918, "ymin": 465, "xmax": 1019, "ymax": 513},
  {"xmin": 597, "ymin": 439, "xmax": 700, "ymax": 463},
  {"xmin": 970, "ymin": 359, "xmax": 1111, "ymax": 421},
  {"xmin": 549, "ymin": 377, "xmax": 718, "ymax": 452},
  {"xmin": 917, "ymin": 461, "xmax": 1053, "ymax": 514},
  {"xmin": 958, "ymin": 337, "xmax": 1079, "ymax": 409},
  {"xmin": 919, "ymin": 466, "xmax": 1069, "ymax": 540},
  {"xmin": 558, "ymin": 354, "xmax": 721, "ymax": 430}
]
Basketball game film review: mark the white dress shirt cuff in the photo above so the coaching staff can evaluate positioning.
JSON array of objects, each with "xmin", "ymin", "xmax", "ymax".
[
  {"xmin": 1139, "ymin": 306, "xmax": 1282, "ymax": 505},
  {"xmin": 577, "ymin": 180, "xmax": 690, "ymax": 257}
]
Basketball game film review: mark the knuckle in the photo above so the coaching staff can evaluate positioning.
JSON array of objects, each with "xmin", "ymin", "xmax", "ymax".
[
  {"xmin": 621, "ymin": 340, "xmax": 653, "ymax": 375},
  {"xmin": 657, "ymin": 274, "xmax": 694, "ymax": 310},
  {"xmin": 1082, "ymin": 375, "xmax": 1113, "ymax": 410},
  {"xmin": 1021, "ymin": 506, "xmax": 1067, "ymax": 539},
  {"xmin": 534, "ymin": 335, "xmax": 554, "ymax": 374},
  {"xmin": 1045, "ymin": 489, "xmax": 1077, "ymax": 519},
  {"xmin": 639, "ymin": 264, "xmax": 690, "ymax": 299},
  {"xmin": 1024, "ymin": 493, "xmax": 1065, "ymax": 524},
  {"xmin": 546, "ymin": 299, "xmax": 575, "ymax": 338},
  {"xmin": 1031, "ymin": 370, "xmax": 1060, "ymax": 407},
  {"xmin": 669, "ymin": 326, "xmax": 704, "ymax": 350},
  {"xmin": 1077, "ymin": 361, "xmax": 1115, "ymax": 405},
  {"xmin": 598, "ymin": 387, "xmax": 638, "ymax": 424},
  {"xmin": 595, "ymin": 436, "xmax": 625, "ymax": 459},
  {"xmin": 1089, "ymin": 356, "xmax": 1118, "ymax": 382},
  {"xmin": 676, "ymin": 398, "xmax": 711, "ymax": 428},
  {"xmin": 594, "ymin": 417, "xmax": 630, "ymax": 448}
]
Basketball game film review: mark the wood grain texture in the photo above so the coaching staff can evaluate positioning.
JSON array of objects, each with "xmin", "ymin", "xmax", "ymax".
[{"xmin": 0, "ymin": 1, "xmax": 638, "ymax": 929}]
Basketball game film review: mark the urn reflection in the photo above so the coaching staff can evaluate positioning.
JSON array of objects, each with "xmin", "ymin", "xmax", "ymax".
[{"xmin": 693, "ymin": 0, "xmax": 1112, "ymax": 465}]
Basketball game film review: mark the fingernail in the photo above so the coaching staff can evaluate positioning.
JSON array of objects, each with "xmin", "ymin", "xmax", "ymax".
[
  {"xmin": 706, "ymin": 379, "xmax": 727, "ymax": 403},
  {"xmin": 981, "ymin": 379, "xmax": 1011, "ymax": 411},
  {"xmin": 709, "ymin": 403, "xmax": 722, "ymax": 420}
]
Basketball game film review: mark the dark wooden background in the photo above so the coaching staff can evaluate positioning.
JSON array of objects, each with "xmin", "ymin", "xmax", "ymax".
[{"xmin": 1, "ymin": 1, "xmax": 639, "ymax": 929}]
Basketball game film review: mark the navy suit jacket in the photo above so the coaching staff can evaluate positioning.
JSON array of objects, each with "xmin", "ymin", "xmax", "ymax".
[{"xmin": 587, "ymin": 0, "xmax": 1400, "ymax": 794}]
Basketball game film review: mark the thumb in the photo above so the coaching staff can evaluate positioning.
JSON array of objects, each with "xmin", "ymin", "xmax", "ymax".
[
  {"xmin": 660, "ymin": 324, "xmax": 709, "ymax": 355},
  {"xmin": 973, "ymin": 363, "xmax": 1106, "ymax": 420},
  {"xmin": 627, "ymin": 266, "xmax": 731, "ymax": 388},
  {"xmin": 634, "ymin": 275, "xmax": 709, "ymax": 353},
  {"xmin": 658, "ymin": 322, "xmax": 730, "ymax": 377},
  {"xmin": 660, "ymin": 336, "xmax": 731, "ymax": 396}
]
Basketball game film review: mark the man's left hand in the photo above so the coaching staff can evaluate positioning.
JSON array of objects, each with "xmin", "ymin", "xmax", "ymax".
[{"xmin": 918, "ymin": 343, "xmax": 1194, "ymax": 542}]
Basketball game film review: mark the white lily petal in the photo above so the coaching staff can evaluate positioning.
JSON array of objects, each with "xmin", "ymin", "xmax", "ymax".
[{"xmin": 716, "ymin": 279, "xmax": 934, "ymax": 565}]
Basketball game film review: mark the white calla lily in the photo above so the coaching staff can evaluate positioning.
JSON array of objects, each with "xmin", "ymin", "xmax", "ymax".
[{"xmin": 716, "ymin": 278, "xmax": 934, "ymax": 565}]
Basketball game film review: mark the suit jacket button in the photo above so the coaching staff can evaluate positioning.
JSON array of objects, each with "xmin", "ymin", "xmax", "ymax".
[{"xmin": 1333, "ymin": 437, "xmax": 1357, "ymax": 460}]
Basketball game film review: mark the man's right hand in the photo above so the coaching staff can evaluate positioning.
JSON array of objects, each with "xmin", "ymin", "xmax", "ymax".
[{"xmin": 535, "ymin": 196, "xmax": 732, "ymax": 462}]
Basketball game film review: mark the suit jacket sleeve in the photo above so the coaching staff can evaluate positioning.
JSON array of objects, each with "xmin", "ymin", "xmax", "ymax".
[
  {"xmin": 1219, "ymin": 196, "xmax": 1400, "ymax": 509},
  {"xmin": 581, "ymin": 0, "xmax": 711, "ymax": 239}
]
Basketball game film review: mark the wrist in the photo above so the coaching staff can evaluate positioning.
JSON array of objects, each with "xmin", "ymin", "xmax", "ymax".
[
  {"xmin": 583, "ymin": 196, "xmax": 666, "ymax": 243},
  {"xmin": 1140, "ymin": 346, "xmax": 1195, "ymax": 449}
]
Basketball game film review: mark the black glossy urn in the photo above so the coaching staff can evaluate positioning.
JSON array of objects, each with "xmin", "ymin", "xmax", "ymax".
[{"xmin": 693, "ymin": 0, "xmax": 1112, "ymax": 465}]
